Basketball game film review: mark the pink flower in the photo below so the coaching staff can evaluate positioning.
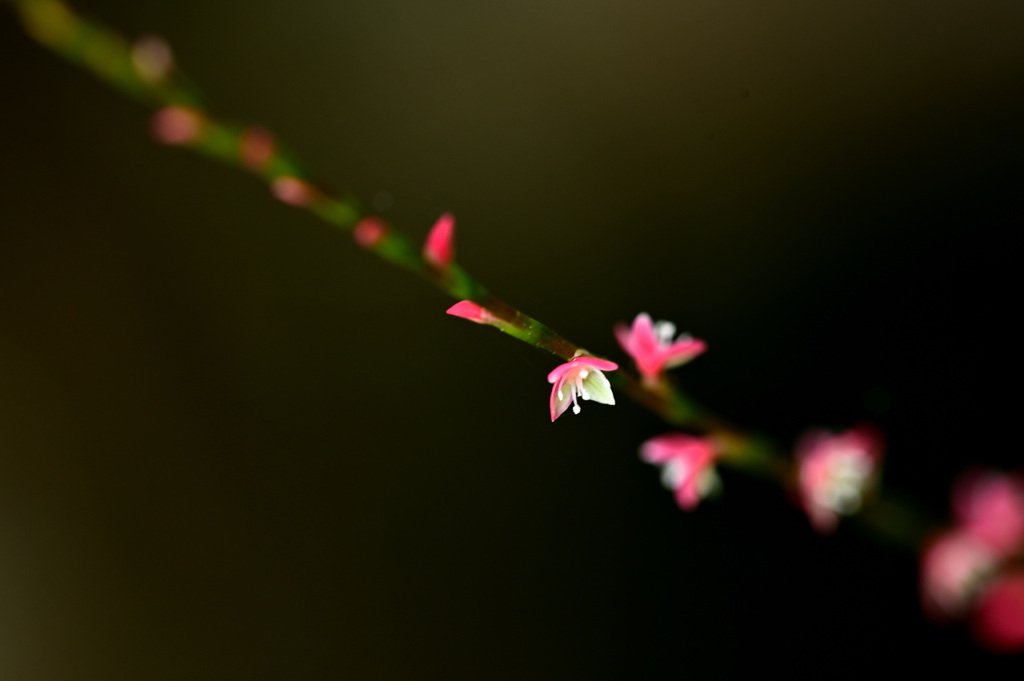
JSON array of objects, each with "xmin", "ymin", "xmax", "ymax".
[
  {"xmin": 614, "ymin": 313, "xmax": 706, "ymax": 382},
  {"xmin": 971, "ymin": 570, "xmax": 1024, "ymax": 653},
  {"xmin": 423, "ymin": 213, "xmax": 455, "ymax": 268},
  {"xmin": 795, "ymin": 426, "xmax": 883, "ymax": 534},
  {"xmin": 639, "ymin": 433, "xmax": 720, "ymax": 510},
  {"xmin": 547, "ymin": 356, "xmax": 618, "ymax": 422},
  {"xmin": 952, "ymin": 470, "xmax": 1024, "ymax": 558},
  {"xmin": 920, "ymin": 529, "xmax": 999, "ymax": 620}
]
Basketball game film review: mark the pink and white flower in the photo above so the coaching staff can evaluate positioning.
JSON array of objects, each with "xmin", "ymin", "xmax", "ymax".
[
  {"xmin": 639, "ymin": 433, "xmax": 720, "ymax": 510},
  {"xmin": 795, "ymin": 426, "xmax": 883, "ymax": 534},
  {"xmin": 547, "ymin": 356, "xmax": 618, "ymax": 422},
  {"xmin": 614, "ymin": 313, "xmax": 706, "ymax": 382}
]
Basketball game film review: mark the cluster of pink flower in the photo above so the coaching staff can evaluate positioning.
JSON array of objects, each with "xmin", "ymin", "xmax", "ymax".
[
  {"xmin": 920, "ymin": 471, "xmax": 1024, "ymax": 652},
  {"xmin": 427, "ymin": 213, "xmax": 1024, "ymax": 651}
]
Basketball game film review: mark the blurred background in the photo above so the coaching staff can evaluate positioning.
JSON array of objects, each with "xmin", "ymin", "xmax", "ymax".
[{"xmin": 1, "ymin": 1, "xmax": 1022, "ymax": 678}]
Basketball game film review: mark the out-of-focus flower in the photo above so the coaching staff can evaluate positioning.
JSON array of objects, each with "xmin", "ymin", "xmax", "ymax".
[
  {"xmin": 953, "ymin": 470, "xmax": 1024, "ymax": 558},
  {"xmin": 131, "ymin": 34, "xmax": 173, "ymax": 83},
  {"xmin": 238, "ymin": 126, "xmax": 276, "ymax": 172},
  {"xmin": 151, "ymin": 105, "xmax": 204, "ymax": 145},
  {"xmin": 353, "ymin": 216, "xmax": 388, "ymax": 248},
  {"xmin": 423, "ymin": 213, "xmax": 455, "ymax": 268},
  {"xmin": 971, "ymin": 570, "xmax": 1024, "ymax": 653},
  {"xmin": 920, "ymin": 529, "xmax": 999, "ymax": 620},
  {"xmin": 795, "ymin": 426, "xmax": 883, "ymax": 534},
  {"xmin": 614, "ymin": 312, "xmax": 705, "ymax": 383},
  {"xmin": 547, "ymin": 356, "xmax": 617, "ymax": 422},
  {"xmin": 640, "ymin": 433, "xmax": 720, "ymax": 510},
  {"xmin": 270, "ymin": 176, "xmax": 314, "ymax": 207}
]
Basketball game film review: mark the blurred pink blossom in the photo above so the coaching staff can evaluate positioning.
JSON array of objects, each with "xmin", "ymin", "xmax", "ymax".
[
  {"xmin": 131, "ymin": 34, "xmax": 173, "ymax": 83},
  {"xmin": 920, "ymin": 529, "xmax": 998, "ymax": 620},
  {"xmin": 270, "ymin": 176, "xmax": 314, "ymax": 207},
  {"xmin": 614, "ymin": 313, "xmax": 705, "ymax": 383},
  {"xmin": 640, "ymin": 433, "xmax": 720, "ymax": 510},
  {"xmin": 953, "ymin": 470, "xmax": 1024, "ymax": 558},
  {"xmin": 971, "ymin": 570, "xmax": 1024, "ymax": 653},
  {"xmin": 353, "ymin": 216, "xmax": 388, "ymax": 248},
  {"xmin": 423, "ymin": 213, "xmax": 455, "ymax": 268},
  {"xmin": 238, "ymin": 126, "xmax": 276, "ymax": 171},
  {"xmin": 150, "ymin": 106, "xmax": 203, "ymax": 145},
  {"xmin": 547, "ymin": 356, "xmax": 618, "ymax": 422},
  {"xmin": 795, "ymin": 426, "xmax": 884, "ymax": 534}
]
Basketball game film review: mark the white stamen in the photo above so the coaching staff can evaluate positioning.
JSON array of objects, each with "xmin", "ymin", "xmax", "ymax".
[
  {"xmin": 572, "ymin": 404, "xmax": 581, "ymax": 414},
  {"xmin": 655, "ymin": 321, "xmax": 677, "ymax": 343},
  {"xmin": 579, "ymin": 369, "xmax": 589, "ymax": 379}
]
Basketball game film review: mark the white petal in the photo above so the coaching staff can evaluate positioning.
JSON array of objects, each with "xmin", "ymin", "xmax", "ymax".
[{"xmin": 580, "ymin": 370, "xmax": 615, "ymax": 405}]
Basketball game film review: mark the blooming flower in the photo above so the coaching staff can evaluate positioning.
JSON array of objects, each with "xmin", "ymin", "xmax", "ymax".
[
  {"xmin": 423, "ymin": 213, "xmax": 455, "ymax": 268},
  {"xmin": 952, "ymin": 470, "xmax": 1024, "ymax": 558},
  {"xmin": 547, "ymin": 356, "xmax": 617, "ymax": 422},
  {"xmin": 795, "ymin": 426, "xmax": 883, "ymax": 534},
  {"xmin": 614, "ymin": 312, "xmax": 706, "ymax": 382},
  {"xmin": 639, "ymin": 433, "xmax": 720, "ymax": 510}
]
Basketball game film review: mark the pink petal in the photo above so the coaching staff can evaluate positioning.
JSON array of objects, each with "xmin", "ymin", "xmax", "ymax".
[
  {"xmin": 573, "ymin": 356, "xmax": 619, "ymax": 372},
  {"xmin": 549, "ymin": 379, "xmax": 573, "ymax": 422},
  {"xmin": 662, "ymin": 337, "xmax": 707, "ymax": 369},
  {"xmin": 423, "ymin": 212, "xmax": 455, "ymax": 268}
]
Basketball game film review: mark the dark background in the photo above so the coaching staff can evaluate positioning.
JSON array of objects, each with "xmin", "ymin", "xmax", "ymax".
[{"xmin": 1, "ymin": 1, "xmax": 1022, "ymax": 678}]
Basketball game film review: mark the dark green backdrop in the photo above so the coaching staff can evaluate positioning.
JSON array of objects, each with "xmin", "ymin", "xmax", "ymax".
[{"xmin": 1, "ymin": 1, "xmax": 1022, "ymax": 678}]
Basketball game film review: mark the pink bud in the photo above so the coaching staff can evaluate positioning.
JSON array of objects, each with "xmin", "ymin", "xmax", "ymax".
[
  {"xmin": 270, "ymin": 176, "xmax": 314, "ymax": 207},
  {"xmin": 353, "ymin": 217, "xmax": 388, "ymax": 248},
  {"xmin": 446, "ymin": 300, "xmax": 495, "ymax": 325},
  {"xmin": 423, "ymin": 213, "xmax": 455, "ymax": 268},
  {"xmin": 151, "ymin": 106, "xmax": 203, "ymax": 145},
  {"xmin": 238, "ymin": 126, "xmax": 276, "ymax": 171}
]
